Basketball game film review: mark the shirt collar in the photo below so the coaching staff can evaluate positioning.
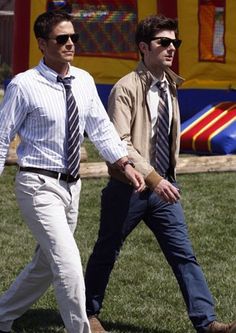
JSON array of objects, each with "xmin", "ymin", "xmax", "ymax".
[
  {"xmin": 37, "ymin": 59, "xmax": 72, "ymax": 83},
  {"xmin": 150, "ymin": 73, "xmax": 168, "ymax": 89}
]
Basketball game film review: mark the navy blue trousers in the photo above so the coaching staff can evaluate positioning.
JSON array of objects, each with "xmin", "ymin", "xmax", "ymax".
[{"xmin": 85, "ymin": 179, "xmax": 216, "ymax": 332}]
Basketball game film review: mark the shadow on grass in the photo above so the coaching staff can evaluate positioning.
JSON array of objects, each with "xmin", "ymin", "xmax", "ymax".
[
  {"xmin": 12, "ymin": 310, "xmax": 187, "ymax": 333},
  {"xmin": 104, "ymin": 320, "xmax": 172, "ymax": 333},
  {"xmin": 13, "ymin": 308, "xmax": 64, "ymax": 332}
]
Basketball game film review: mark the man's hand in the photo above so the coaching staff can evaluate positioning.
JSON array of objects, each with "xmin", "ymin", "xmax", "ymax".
[
  {"xmin": 154, "ymin": 179, "xmax": 180, "ymax": 203},
  {"xmin": 123, "ymin": 164, "xmax": 145, "ymax": 192}
]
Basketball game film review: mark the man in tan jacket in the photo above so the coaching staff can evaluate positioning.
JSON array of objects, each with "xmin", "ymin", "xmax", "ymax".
[{"xmin": 85, "ymin": 14, "xmax": 236, "ymax": 333}]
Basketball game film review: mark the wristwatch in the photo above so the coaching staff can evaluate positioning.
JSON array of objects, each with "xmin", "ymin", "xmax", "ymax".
[{"xmin": 122, "ymin": 160, "xmax": 135, "ymax": 171}]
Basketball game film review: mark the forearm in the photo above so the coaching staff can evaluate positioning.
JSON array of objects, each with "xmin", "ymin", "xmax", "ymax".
[{"xmin": 112, "ymin": 157, "xmax": 145, "ymax": 192}]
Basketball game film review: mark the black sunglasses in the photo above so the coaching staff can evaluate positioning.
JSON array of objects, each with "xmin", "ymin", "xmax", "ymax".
[
  {"xmin": 150, "ymin": 37, "xmax": 182, "ymax": 49},
  {"xmin": 47, "ymin": 33, "xmax": 79, "ymax": 45}
]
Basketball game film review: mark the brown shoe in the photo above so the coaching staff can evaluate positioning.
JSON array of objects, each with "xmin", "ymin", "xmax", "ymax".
[
  {"xmin": 205, "ymin": 321, "xmax": 236, "ymax": 333},
  {"xmin": 88, "ymin": 315, "xmax": 108, "ymax": 333}
]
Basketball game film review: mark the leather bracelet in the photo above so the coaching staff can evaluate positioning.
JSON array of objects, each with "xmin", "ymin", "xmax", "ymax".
[{"xmin": 122, "ymin": 160, "xmax": 135, "ymax": 171}]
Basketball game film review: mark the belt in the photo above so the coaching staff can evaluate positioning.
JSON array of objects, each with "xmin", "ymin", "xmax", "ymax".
[{"xmin": 19, "ymin": 166, "xmax": 80, "ymax": 183}]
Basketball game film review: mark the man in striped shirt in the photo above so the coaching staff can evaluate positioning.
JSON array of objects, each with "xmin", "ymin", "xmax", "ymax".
[{"xmin": 0, "ymin": 10, "xmax": 144, "ymax": 333}]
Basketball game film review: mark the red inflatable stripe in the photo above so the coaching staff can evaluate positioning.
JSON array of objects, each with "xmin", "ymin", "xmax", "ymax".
[
  {"xmin": 180, "ymin": 102, "xmax": 235, "ymax": 151},
  {"xmin": 194, "ymin": 107, "xmax": 236, "ymax": 152}
]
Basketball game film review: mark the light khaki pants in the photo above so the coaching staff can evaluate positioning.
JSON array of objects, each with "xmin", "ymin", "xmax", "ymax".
[{"xmin": 0, "ymin": 171, "xmax": 91, "ymax": 333}]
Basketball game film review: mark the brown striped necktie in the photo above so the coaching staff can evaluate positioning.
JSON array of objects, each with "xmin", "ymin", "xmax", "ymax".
[{"xmin": 155, "ymin": 81, "xmax": 170, "ymax": 176}]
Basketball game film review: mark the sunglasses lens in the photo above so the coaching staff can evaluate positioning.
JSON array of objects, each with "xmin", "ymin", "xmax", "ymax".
[
  {"xmin": 159, "ymin": 38, "xmax": 182, "ymax": 48},
  {"xmin": 56, "ymin": 35, "xmax": 68, "ymax": 44},
  {"xmin": 55, "ymin": 34, "xmax": 79, "ymax": 45},
  {"xmin": 173, "ymin": 39, "xmax": 182, "ymax": 48},
  {"xmin": 160, "ymin": 39, "xmax": 171, "ymax": 47},
  {"xmin": 71, "ymin": 34, "xmax": 79, "ymax": 43}
]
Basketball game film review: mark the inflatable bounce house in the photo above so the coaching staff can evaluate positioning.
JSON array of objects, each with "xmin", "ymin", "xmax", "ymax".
[
  {"xmin": 181, "ymin": 102, "xmax": 236, "ymax": 155},
  {"xmin": 12, "ymin": 0, "xmax": 236, "ymax": 155}
]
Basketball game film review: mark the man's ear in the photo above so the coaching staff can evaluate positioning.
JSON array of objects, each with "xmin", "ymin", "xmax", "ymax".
[
  {"xmin": 138, "ymin": 41, "xmax": 149, "ymax": 55},
  {"xmin": 37, "ymin": 37, "xmax": 47, "ymax": 53}
]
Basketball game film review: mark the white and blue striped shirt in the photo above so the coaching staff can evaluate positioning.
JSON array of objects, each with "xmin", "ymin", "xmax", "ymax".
[{"xmin": 0, "ymin": 60, "xmax": 127, "ymax": 174}]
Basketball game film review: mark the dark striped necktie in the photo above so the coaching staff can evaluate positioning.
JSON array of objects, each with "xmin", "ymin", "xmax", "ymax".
[
  {"xmin": 155, "ymin": 81, "xmax": 170, "ymax": 176},
  {"xmin": 57, "ymin": 76, "xmax": 80, "ymax": 178}
]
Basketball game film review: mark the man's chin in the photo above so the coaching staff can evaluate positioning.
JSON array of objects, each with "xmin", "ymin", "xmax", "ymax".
[
  {"xmin": 163, "ymin": 60, "xmax": 173, "ymax": 67},
  {"xmin": 63, "ymin": 55, "xmax": 74, "ymax": 62}
]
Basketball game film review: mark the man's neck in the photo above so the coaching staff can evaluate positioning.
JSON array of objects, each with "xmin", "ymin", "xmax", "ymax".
[
  {"xmin": 143, "ymin": 61, "xmax": 165, "ymax": 81},
  {"xmin": 43, "ymin": 58, "xmax": 70, "ymax": 77}
]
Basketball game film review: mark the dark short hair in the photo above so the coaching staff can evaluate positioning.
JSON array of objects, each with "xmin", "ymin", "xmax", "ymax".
[
  {"xmin": 34, "ymin": 10, "xmax": 73, "ymax": 39},
  {"xmin": 135, "ymin": 14, "xmax": 178, "ymax": 46}
]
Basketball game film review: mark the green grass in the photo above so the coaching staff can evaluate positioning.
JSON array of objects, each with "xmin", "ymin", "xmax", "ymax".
[
  {"xmin": 1, "ymin": 94, "xmax": 236, "ymax": 331},
  {"xmin": 0, "ymin": 163, "xmax": 236, "ymax": 332},
  {"xmin": 83, "ymin": 137, "xmax": 103, "ymax": 162}
]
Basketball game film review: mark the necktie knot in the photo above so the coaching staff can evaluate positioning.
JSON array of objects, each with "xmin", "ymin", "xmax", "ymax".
[
  {"xmin": 156, "ymin": 80, "xmax": 167, "ymax": 92},
  {"xmin": 57, "ymin": 76, "xmax": 72, "ymax": 90}
]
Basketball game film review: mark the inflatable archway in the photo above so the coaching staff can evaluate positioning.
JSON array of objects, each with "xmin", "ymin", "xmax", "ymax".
[
  {"xmin": 13, "ymin": 0, "xmax": 170, "ymax": 83},
  {"xmin": 12, "ymin": 0, "xmax": 236, "ymax": 118},
  {"xmin": 13, "ymin": 0, "xmax": 236, "ymax": 114}
]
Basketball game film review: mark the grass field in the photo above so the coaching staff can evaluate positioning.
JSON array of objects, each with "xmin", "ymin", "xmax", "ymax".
[
  {"xmin": 0, "ymin": 160, "xmax": 236, "ymax": 332},
  {"xmin": 1, "ymin": 94, "xmax": 236, "ymax": 332}
]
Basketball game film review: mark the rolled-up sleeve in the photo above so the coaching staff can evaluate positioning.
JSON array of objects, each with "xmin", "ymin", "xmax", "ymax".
[{"xmin": 0, "ymin": 82, "xmax": 27, "ymax": 174}]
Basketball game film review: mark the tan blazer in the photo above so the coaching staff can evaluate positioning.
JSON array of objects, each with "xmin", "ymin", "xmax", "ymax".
[{"xmin": 107, "ymin": 61, "xmax": 184, "ymax": 189}]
